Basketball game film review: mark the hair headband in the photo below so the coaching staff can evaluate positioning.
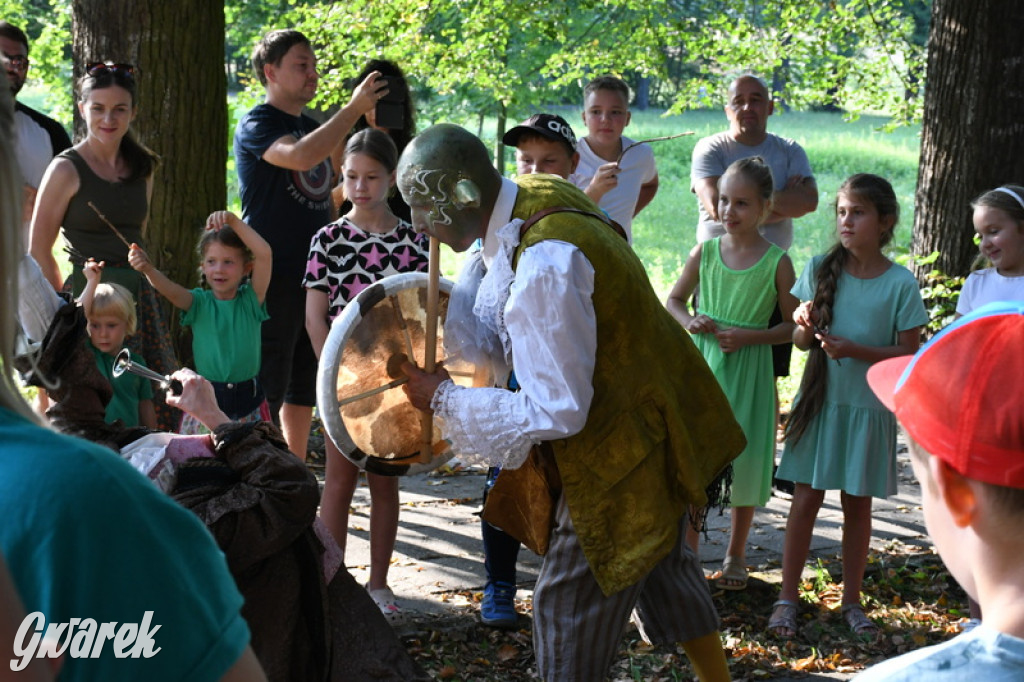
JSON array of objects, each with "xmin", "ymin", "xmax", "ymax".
[{"xmin": 993, "ymin": 186, "xmax": 1024, "ymax": 211}]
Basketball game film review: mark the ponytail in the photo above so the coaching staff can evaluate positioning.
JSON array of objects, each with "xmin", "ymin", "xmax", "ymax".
[{"xmin": 119, "ymin": 129, "xmax": 159, "ymax": 182}]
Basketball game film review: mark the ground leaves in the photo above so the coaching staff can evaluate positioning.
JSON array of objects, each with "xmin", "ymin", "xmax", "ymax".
[{"xmin": 398, "ymin": 543, "xmax": 966, "ymax": 681}]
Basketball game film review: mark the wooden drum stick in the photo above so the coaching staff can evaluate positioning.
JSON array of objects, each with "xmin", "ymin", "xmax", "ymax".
[{"xmin": 419, "ymin": 236, "xmax": 441, "ymax": 463}]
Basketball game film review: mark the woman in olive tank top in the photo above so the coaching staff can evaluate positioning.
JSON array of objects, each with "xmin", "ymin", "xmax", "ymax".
[{"xmin": 28, "ymin": 62, "xmax": 178, "ymax": 430}]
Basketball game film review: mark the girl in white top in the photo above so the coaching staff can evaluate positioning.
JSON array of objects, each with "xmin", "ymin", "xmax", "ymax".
[
  {"xmin": 951, "ymin": 183, "xmax": 1024, "ymax": 629},
  {"xmin": 956, "ymin": 184, "xmax": 1024, "ymax": 317}
]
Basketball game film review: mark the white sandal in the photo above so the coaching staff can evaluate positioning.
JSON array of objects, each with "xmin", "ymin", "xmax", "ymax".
[
  {"xmin": 366, "ymin": 584, "xmax": 403, "ymax": 625},
  {"xmin": 713, "ymin": 556, "xmax": 748, "ymax": 591}
]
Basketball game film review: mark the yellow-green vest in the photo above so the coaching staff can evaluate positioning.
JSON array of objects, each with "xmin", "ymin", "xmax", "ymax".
[{"xmin": 510, "ymin": 174, "xmax": 745, "ymax": 595}]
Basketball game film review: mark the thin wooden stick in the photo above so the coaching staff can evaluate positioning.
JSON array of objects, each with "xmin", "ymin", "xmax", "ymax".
[
  {"xmin": 419, "ymin": 237, "xmax": 441, "ymax": 463},
  {"xmin": 336, "ymin": 366, "xmax": 472, "ymax": 409},
  {"xmin": 337, "ymin": 365, "xmax": 471, "ymax": 409},
  {"xmin": 338, "ymin": 377, "xmax": 410, "ymax": 406},
  {"xmin": 87, "ymin": 201, "xmax": 133, "ymax": 248},
  {"xmin": 389, "ymin": 295, "xmax": 418, "ymax": 364},
  {"xmin": 616, "ymin": 131, "xmax": 694, "ymax": 165}
]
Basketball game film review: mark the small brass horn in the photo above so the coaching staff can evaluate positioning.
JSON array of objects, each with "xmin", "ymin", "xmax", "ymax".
[{"xmin": 112, "ymin": 348, "xmax": 182, "ymax": 395}]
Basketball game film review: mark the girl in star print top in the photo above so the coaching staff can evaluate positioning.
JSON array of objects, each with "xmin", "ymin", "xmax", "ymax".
[{"xmin": 303, "ymin": 128, "xmax": 428, "ymax": 623}]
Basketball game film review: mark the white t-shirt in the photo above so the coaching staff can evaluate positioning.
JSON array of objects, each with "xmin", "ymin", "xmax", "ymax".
[
  {"xmin": 690, "ymin": 131, "xmax": 813, "ymax": 249},
  {"xmin": 14, "ymin": 104, "xmax": 69, "ymax": 188},
  {"xmin": 15, "ymin": 109, "xmax": 52, "ymax": 188},
  {"xmin": 956, "ymin": 268, "xmax": 1024, "ymax": 315},
  {"xmin": 570, "ymin": 136, "xmax": 657, "ymax": 243}
]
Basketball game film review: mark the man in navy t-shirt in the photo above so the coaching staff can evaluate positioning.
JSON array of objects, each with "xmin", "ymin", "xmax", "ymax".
[{"xmin": 233, "ymin": 29, "xmax": 385, "ymax": 458}]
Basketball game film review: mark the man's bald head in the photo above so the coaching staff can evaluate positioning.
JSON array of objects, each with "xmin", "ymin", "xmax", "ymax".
[
  {"xmin": 728, "ymin": 75, "xmax": 769, "ymax": 100},
  {"xmin": 397, "ymin": 124, "xmax": 502, "ymax": 252},
  {"xmin": 725, "ymin": 75, "xmax": 773, "ymax": 144}
]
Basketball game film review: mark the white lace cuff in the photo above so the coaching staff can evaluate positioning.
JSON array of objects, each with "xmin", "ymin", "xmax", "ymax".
[{"xmin": 431, "ymin": 379, "xmax": 536, "ymax": 469}]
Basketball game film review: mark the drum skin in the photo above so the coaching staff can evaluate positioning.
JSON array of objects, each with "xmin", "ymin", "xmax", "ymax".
[{"xmin": 316, "ymin": 272, "xmax": 473, "ymax": 475}]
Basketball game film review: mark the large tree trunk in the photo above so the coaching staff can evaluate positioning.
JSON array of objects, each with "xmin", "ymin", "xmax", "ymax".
[
  {"xmin": 72, "ymin": 0, "xmax": 226, "ymax": 363},
  {"xmin": 914, "ymin": 0, "xmax": 1024, "ymax": 279}
]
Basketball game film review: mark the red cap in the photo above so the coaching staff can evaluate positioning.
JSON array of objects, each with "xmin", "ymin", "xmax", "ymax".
[{"xmin": 867, "ymin": 302, "xmax": 1024, "ymax": 489}]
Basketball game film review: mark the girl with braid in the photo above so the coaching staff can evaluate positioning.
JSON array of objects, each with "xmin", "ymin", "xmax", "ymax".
[{"xmin": 768, "ymin": 174, "xmax": 927, "ymax": 640}]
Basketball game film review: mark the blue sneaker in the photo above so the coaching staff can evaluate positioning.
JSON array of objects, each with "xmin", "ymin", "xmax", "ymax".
[{"xmin": 480, "ymin": 581, "xmax": 518, "ymax": 628}]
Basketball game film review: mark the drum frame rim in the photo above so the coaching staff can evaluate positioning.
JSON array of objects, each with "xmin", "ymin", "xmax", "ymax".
[{"xmin": 315, "ymin": 271, "xmax": 457, "ymax": 476}]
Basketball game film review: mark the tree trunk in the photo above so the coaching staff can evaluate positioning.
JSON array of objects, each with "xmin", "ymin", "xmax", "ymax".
[
  {"xmin": 914, "ymin": 0, "xmax": 1024, "ymax": 278},
  {"xmin": 635, "ymin": 76, "xmax": 649, "ymax": 111},
  {"xmin": 72, "ymin": 0, "xmax": 226, "ymax": 363},
  {"xmin": 494, "ymin": 100, "xmax": 506, "ymax": 172}
]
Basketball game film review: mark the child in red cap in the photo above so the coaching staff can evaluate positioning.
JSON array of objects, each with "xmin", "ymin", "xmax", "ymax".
[{"xmin": 860, "ymin": 301, "xmax": 1024, "ymax": 680}]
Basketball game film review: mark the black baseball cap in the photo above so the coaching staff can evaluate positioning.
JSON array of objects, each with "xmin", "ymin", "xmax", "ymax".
[{"xmin": 502, "ymin": 113, "xmax": 578, "ymax": 155}]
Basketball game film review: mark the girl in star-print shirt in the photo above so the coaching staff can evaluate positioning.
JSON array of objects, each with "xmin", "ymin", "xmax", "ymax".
[{"xmin": 303, "ymin": 128, "xmax": 427, "ymax": 624}]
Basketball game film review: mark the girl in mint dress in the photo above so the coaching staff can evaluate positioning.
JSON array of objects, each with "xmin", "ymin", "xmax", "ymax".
[
  {"xmin": 668, "ymin": 157, "xmax": 798, "ymax": 592},
  {"xmin": 769, "ymin": 174, "xmax": 928, "ymax": 640}
]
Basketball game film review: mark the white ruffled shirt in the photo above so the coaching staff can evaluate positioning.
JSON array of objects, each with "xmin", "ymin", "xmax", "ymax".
[{"xmin": 431, "ymin": 178, "xmax": 597, "ymax": 469}]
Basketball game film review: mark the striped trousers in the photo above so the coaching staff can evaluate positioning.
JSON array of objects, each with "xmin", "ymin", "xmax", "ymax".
[{"xmin": 533, "ymin": 493, "xmax": 719, "ymax": 681}]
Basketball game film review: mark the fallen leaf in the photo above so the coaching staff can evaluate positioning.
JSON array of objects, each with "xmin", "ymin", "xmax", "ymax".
[
  {"xmin": 793, "ymin": 654, "xmax": 817, "ymax": 671},
  {"xmin": 497, "ymin": 644, "xmax": 519, "ymax": 661}
]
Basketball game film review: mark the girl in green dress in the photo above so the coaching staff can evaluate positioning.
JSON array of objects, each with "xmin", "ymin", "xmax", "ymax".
[{"xmin": 668, "ymin": 157, "xmax": 798, "ymax": 591}]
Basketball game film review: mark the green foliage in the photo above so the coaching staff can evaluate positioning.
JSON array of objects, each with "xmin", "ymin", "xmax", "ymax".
[
  {"xmin": 893, "ymin": 251, "xmax": 964, "ymax": 334},
  {"xmin": 1, "ymin": 0, "xmax": 73, "ymax": 124},
  {"xmin": 285, "ymin": 0, "xmax": 928, "ymax": 131}
]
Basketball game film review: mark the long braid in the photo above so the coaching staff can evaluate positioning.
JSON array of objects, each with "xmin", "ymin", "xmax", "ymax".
[
  {"xmin": 784, "ymin": 173, "xmax": 899, "ymax": 445},
  {"xmin": 784, "ymin": 244, "xmax": 847, "ymax": 444}
]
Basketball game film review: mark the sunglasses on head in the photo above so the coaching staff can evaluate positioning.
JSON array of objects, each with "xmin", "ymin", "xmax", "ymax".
[{"xmin": 85, "ymin": 62, "xmax": 135, "ymax": 80}]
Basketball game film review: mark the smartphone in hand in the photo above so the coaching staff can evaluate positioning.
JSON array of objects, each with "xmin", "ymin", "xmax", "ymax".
[{"xmin": 375, "ymin": 75, "xmax": 406, "ymax": 130}]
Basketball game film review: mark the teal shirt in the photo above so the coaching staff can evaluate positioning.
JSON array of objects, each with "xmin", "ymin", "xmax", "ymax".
[
  {"xmin": 0, "ymin": 407, "xmax": 250, "ymax": 681},
  {"xmin": 90, "ymin": 345, "xmax": 153, "ymax": 427},
  {"xmin": 182, "ymin": 283, "xmax": 269, "ymax": 382}
]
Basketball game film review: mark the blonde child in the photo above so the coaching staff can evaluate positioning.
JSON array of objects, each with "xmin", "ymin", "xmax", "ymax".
[
  {"xmin": 667, "ymin": 156, "xmax": 798, "ymax": 591},
  {"xmin": 956, "ymin": 184, "xmax": 1024, "ymax": 317},
  {"xmin": 769, "ymin": 174, "xmax": 928, "ymax": 639},
  {"xmin": 129, "ymin": 211, "xmax": 272, "ymax": 432},
  {"xmin": 80, "ymin": 258, "xmax": 157, "ymax": 429},
  {"xmin": 303, "ymin": 128, "xmax": 428, "ymax": 623}
]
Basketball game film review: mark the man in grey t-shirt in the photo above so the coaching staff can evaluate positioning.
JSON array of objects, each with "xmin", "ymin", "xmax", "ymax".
[{"xmin": 691, "ymin": 75, "xmax": 817, "ymax": 250}]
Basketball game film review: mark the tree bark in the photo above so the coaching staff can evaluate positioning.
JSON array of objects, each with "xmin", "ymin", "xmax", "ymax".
[
  {"xmin": 72, "ymin": 0, "xmax": 226, "ymax": 363},
  {"xmin": 914, "ymin": 0, "xmax": 1024, "ymax": 278}
]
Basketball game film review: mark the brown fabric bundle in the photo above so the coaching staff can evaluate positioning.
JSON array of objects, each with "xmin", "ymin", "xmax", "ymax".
[{"xmin": 481, "ymin": 442, "xmax": 561, "ymax": 555}]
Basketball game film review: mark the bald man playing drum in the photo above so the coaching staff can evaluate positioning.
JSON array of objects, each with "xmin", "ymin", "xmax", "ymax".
[{"xmin": 400, "ymin": 124, "xmax": 745, "ymax": 682}]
